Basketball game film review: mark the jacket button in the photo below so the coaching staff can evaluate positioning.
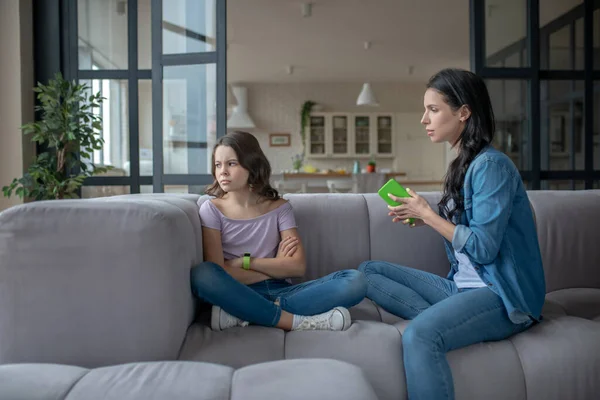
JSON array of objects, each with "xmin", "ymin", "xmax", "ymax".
[{"xmin": 487, "ymin": 283, "xmax": 493, "ymax": 287}]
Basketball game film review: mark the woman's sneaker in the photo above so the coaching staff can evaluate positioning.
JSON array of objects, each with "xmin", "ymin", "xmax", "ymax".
[
  {"xmin": 292, "ymin": 307, "xmax": 352, "ymax": 331},
  {"xmin": 210, "ymin": 305, "xmax": 249, "ymax": 331}
]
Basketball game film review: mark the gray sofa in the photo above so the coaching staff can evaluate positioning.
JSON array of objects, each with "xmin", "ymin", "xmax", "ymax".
[{"xmin": 1, "ymin": 191, "xmax": 599, "ymax": 399}]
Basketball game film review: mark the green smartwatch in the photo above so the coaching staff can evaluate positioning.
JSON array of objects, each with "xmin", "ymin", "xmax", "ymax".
[{"xmin": 242, "ymin": 252, "xmax": 251, "ymax": 270}]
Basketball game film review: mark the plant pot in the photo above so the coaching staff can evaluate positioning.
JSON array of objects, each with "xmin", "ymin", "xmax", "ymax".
[{"xmin": 366, "ymin": 164, "xmax": 376, "ymax": 173}]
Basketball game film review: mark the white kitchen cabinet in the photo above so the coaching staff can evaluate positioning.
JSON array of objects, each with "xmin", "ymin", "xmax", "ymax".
[{"xmin": 306, "ymin": 112, "xmax": 394, "ymax": 158}]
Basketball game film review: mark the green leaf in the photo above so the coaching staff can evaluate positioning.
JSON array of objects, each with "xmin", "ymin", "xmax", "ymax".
[{"xmin": 2, "ymin": 72, "xmax": 109, "ymax": 202}]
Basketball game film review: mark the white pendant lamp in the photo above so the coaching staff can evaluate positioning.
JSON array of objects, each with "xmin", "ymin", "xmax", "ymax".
[
  {"xmin": 357, "ymin": 82, "xmax": 379, "ymax": 106},
  {"xmin": 356, "ymin": 41, "xmax": 379, "ymax": 106}
]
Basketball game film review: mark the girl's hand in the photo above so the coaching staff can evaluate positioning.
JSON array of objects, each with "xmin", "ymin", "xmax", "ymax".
[
  {"xmin": 224, "ymin": 258, "xmax": 243, "ymax": 269},
  {"xmin": 276, "ymin": 236, "xmax": 299, "ymax": 258},
  {"xmin": 386, "ymin": 188, "xmax": 434, "ymax": 226}
]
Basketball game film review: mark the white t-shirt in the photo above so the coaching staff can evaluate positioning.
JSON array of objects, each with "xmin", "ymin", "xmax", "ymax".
[{"xmin": 453, "ymin": 250, "xmax": 487, "ymax": 289}]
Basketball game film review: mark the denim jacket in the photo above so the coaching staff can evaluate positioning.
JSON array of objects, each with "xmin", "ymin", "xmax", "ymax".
[{"xmin": 443, "ymin": 146, "xmax": 546, "ymax": 324}]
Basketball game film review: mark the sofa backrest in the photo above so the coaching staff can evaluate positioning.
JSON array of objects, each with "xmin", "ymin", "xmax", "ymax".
[
  {"xmin": 0, "ymin": 198, "xmax": 198, "ymax": 366},
  {"xmin": 284, "ymin": 190, "xmax": 600, "ymax": 292},
  {"xmin": 283, "ymin": 193, "xmax": 450, "ymax": 281},
  {"xmin": 526, "ymin": 190, "xmax": 600, "ymax": 292}
]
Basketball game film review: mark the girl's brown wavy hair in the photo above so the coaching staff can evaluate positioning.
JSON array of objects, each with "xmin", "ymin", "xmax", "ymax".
[{"xmin": 205, "ymin": 131, "xmax": 280, "ymax": 201}]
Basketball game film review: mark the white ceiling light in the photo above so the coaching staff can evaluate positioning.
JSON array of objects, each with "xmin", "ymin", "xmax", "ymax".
[
  {"xmin": 356, "ymin": 83, "xmax": 379, "ymax": 107},
  {"xmin": 227, "ymin": 86, "xmax": 256, "ymax": 129},
  {"xmin": 357, "ymin": 41, "xmax": 379, "ymax": 106}
]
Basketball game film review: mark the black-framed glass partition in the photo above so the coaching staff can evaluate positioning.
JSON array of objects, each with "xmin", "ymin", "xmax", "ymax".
[
  {"xmin": 42, "ymin": 0, "xmax": 228, "ymax": 197},
  {"xmin": 471, "ymin": 0, "xmax": 600, "ymax": 189}
]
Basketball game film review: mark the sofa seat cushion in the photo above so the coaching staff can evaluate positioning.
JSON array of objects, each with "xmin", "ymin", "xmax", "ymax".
[
  {"xmin": 232, "ymin": 358, "xmax": 379, "ymax": 400},
  {"xmin": 348, "ymin": 298, "xmax": 383, "ymax": 321},
  {"xmin": 509, "ymin": 315, "xmax": 600, "ymax": 400},
  {"xmin": 0, "ymin": 359, "xmax": 378, "ymax": 400},
  {"xmin": 546, "ymin": 288, "xmax": 600, "ymax": 321},
  {"xmin": 178, "ymin": 324, "xmax": 286, "ymax": 368},
  {"xmin": 179, "ymin": 321, "xmax": 402, "ymax": 400}
]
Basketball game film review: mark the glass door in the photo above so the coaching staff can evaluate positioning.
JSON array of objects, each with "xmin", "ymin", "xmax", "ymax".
[
  {"xmin": 332, "ymin": 115, "xmax": 349, "ymax": 155},
  {"xmin": 376, "ymin": 115, "xmax": 393, "ymax": 155},
  {"xmin": 151, "ymin": 0, "xmax": 226, "ymax": 193},
  {"xmin": 308, "ymin": 116, "xmax": 326, "ymax": 156},
  {"xmin": 354, "ymin": 116, "xmax": 370, "ymax": 155}
]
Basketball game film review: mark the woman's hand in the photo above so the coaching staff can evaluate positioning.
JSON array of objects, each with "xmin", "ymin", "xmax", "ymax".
[
  {"xmin": 387, "ymin": 188, "xmax": 434, "ymax": 227},
  {"xmin": 276, "ymin": 236, "xmax": 299, "ymax": 258},
  {"xmin": 388, "ymin": 214, "xmax": 426, "ymax": 228}
]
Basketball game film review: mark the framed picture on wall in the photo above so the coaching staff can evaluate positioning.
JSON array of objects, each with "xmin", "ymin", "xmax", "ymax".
[{"xmin": 269, "ymin": 133, "xmax": 291, "ymax": 147}]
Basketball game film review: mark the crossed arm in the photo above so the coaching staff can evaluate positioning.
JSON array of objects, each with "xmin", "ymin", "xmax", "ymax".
[{"xmin": 202, "ymin": 227, "xmax": 306, "ymax": 285}]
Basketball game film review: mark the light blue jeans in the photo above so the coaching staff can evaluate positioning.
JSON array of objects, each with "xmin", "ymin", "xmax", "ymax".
[
  {"xmin": 190, "ymin": 261, "xmax": 367, "ymax": 327},
  {"xmin": 358, "ymin": 260, "xmax": 533, "ymax": 400}
]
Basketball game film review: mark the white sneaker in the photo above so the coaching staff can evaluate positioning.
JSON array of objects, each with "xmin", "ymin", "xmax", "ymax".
[
  {"xmin": 293, "ymin": 307, "xmax": 352, "ymax": 331},
  {"xmin": 210, "ymin": 305, "xmax": 249, "ymax": 331}
]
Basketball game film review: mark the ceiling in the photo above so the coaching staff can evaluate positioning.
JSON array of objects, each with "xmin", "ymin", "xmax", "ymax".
[
  {"xmin": 227, "ymin": 0, "xmax": 471, "ymax": 83},
  {"xmin": 226, "ymin": 0, "xmax": 586, "ymax": 84}
]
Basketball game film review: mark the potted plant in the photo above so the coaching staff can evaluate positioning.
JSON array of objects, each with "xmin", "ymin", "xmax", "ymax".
[
  {"xmin": 2, "ymin": 73, "xmax": 111, "ymax": 200},
  {"xmin": 291, "ymin": 153, "xmax": 304, "ymax": 173},
  {"xmin": 299, "ymin": 100, "xmax": 316, "ymax": 154},
  {"xmin": 366, "ymin": 158, "xmax": 376, "ymax": 173}
]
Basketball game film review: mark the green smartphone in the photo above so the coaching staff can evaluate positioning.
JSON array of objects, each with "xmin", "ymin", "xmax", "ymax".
[{"xmin": 377, "ymin": 178, "xmax": 415, "ymax": 224}]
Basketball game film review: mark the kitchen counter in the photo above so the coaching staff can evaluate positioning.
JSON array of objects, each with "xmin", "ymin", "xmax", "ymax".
[
  {"xmin": 273, "ymin": 172, "xmax": 443, "ymax": 193},
  {"xmin": 283, "ymin": 172, "xmax": 407, "ymax": 180}
]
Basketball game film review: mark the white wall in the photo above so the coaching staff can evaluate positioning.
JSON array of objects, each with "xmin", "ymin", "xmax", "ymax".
[
  {"xmin": 234, "ymin": 82, "xmax": 448, "ymax": 180},
  {"xmin": 0, "ymin": 0, "xmax": 35, "ymax": 212}
]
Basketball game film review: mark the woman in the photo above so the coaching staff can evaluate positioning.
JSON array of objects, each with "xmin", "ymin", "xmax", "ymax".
[
  {"xmin": 191, "ymin": 130, "xmax": 366, "ymax": 332},
  {"xmin": 358, "ymin": 68, "xmax": 545, "ymax": 400}
]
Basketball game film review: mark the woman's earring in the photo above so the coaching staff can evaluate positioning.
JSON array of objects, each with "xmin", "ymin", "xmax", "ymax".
[{"xmin": 248, "ymin": 184, "xmax": 254, "ymax": 191}]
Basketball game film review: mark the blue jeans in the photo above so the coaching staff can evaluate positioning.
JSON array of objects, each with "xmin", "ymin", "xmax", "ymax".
[
  {"xmin": 190, "ymin": 261, "xmax": 367, "ymax": 327},
  {"xmin": 358, "ymin": 261, "xmax": 533, "ymax": 400}
]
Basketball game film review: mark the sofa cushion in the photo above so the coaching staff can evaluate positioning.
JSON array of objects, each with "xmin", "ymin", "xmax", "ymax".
[
  {"xmin": 545, "ymin": 288, "xmax": 600, "ymax": 321},
  {"xmin": 447, "ymin": 339, "xmax": 527, "ymax": 400},
  {"xmin": 363, "ymin": 193, "xmax": 450, "ymax": 278},
  {"xmin": 0, "ymin": 360, "xmax": 378, "ymax": 400},
  {"xmin": 0, "ymin": 200, "xmax": 196, "ymax": 367},
  {"xmin": 232, "ymin": 359, "xmax": 379, "ymax": 400},
  {"xmin": 509, "ymin": 315, "xmax": 600, "ymax": 400},
  {"xmin": 178, "ymin": 324, "xmax": 285, "ymax": 369},
  {"xmin": 105, "ymin": 194, "xmax": 204, "ymax": 264},
  {"xmin": 527, "ymin": 190, "xmax": 600, "ymax": 292},
  {"xmin": 348, "ymin": 298, "xmax": 382, "ymax": 321},
  {"xmin": 68, "ymin": 361, "xmax": 233, "ymax": 400},
  {"xmin": 284, "ymin": 321, "xmax": 405, "ymax": 400},
  {"xmin": 0, "ymin": 363, "xmax": 87, "ymax": 400},
  {"xmin": 179, "ymin": 319, "xmax": 402, "ymax": 400},
  {"xmin": 284, "ymin": 194, "xmax": 372, "ymax": 281}
]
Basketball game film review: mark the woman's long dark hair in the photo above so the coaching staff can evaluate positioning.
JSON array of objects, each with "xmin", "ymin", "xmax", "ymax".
[
  {"xmin": 205, "ymin": 131, "xmax": 280, "ymax": 201},
  {"xmin": 428, "ymin": 68, "xmax": 496, "ymax": 222}
]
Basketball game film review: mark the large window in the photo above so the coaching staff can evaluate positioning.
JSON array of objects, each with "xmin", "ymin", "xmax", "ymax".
[
  {"xmin": 57, "ymin": 0, "xmax": 227, "ymax": 197},
  {"xmin": 473, "ymin": 0, "xmax": 600, "ymax": 189}
]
